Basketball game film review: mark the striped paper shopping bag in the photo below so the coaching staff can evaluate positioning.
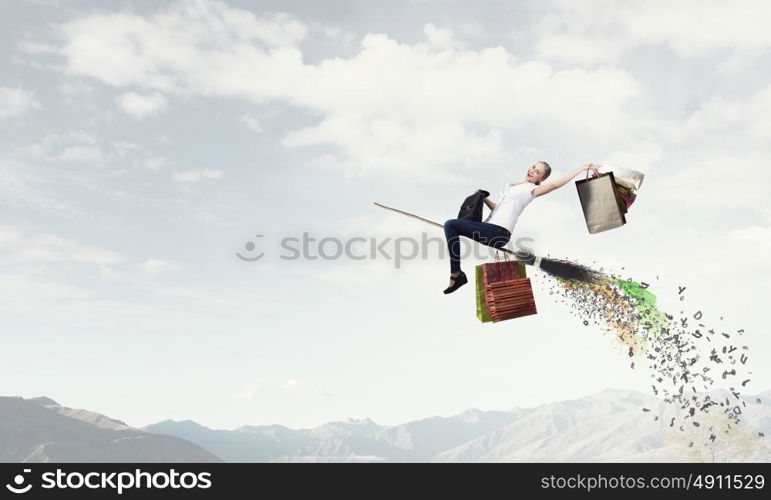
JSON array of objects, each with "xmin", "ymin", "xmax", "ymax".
[{"xmin": 476, "ymin": 260, "xmax": 537, "ymax": 323}]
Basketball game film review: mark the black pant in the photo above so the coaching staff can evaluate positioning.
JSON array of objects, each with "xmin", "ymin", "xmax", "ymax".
[{"xmin": 443, "ymin": 219, "xmax": 511, "ymax": 273}]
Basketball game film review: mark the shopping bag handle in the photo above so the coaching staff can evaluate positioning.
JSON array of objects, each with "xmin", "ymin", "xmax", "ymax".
[{"xmin": 586, "ymin": 166, "xmax": 600, "ymax": 180}]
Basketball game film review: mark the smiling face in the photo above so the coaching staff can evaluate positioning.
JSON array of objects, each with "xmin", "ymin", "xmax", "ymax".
[{"xmin": 525, "ymin": 161, "xmax": 551, "ymax": 184}]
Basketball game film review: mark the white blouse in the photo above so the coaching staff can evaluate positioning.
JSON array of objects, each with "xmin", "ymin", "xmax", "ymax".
[{"xmin": 483, "ymin": 182, "xmax": 537, "ymax": 234}]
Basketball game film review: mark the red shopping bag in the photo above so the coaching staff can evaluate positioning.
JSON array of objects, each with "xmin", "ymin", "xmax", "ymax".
[{"xmin": 476, "ymin": 260, "xmax": 537, "ymax": 323}]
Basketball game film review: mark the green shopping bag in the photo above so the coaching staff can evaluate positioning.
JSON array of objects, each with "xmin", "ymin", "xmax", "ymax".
[{"xmin": 475, "ymin": 265, "xmax": 492, "ymax": 323}]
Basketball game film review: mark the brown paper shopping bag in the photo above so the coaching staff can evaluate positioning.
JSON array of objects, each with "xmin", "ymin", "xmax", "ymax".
[
  {"xmin": 575, "ymin": 171, "xmax": 627, "ymax": 234},
  {"xmin": 475, "ymin": 261, "xmax": 536, "ymax": 323}
]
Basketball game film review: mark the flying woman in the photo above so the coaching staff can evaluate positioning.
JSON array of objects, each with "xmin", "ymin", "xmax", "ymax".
[{"xmin": 442, "ymin": 161, "xmax": 599, "ymax": 294}]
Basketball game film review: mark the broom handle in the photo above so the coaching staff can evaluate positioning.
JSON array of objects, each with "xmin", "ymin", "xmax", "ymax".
[
  {"xmin": 372, "ymin": 202, "xmax": 534, "ymax": 263},
  {"xmin": 373, "ymin": 202, "xmax": 445, "ymax": 229}
]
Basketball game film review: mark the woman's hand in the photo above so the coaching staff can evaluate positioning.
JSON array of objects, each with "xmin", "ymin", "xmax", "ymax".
[
  {"xmin": 482, "ymin": 191, "xmax": 497, "ymax": 209},
  {"xmin": 583, "ymin": 163, "xmax": 599, "ymax": 178}
]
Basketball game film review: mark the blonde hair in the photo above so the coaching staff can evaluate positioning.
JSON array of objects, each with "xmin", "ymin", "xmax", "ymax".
[{"xmin": 534, "ymin": 161, "xmax": 551, "ymax": 185}]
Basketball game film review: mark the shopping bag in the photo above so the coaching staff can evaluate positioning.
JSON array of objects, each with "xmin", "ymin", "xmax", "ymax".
[
  {"xmin": 596, "ymin": 164, "xmax": 645, "ymax": 191},
  {"xmin": 575, "ymin": 171, "xmax": 626, "ymax": 234},
  {"xmin": 596, "ymin": 164, "xmax": 644, "ymax": 211},
  {"xmin": 475, "ymin": 265, "xmax": 492, "ymax": 323},
  {"xmin": 476, "ymin": 261, "xmax": 536, "ymax": 323}
]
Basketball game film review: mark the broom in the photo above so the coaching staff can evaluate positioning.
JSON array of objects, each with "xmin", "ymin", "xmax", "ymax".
[{"xmin": 373, "ymin": 202, "xmax": 602, "ymax": 283}]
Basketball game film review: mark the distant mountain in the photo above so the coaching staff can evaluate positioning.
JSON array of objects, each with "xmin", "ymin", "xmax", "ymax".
[
  {"xmin": 0, "ymin": 397, "xmax": 222, "ymax": 463},
  {"xmin": 145, "ymin": 419, "xmax": 317, "ymax": 462},
  {"xmin": 304, "ymin": 417, "xmax": 384, "ymax": 440},
  {"xmin": 145, "ymin": 389, "xmax": 771, "ymax": 463},
  {"xmin": 145, "ymin": 410, "xmax": 526, "ymax": 462},
  {"xmin": 434, "ymin": 389, "xmax": 669, "ymax": 462},
  {"xmin": 144, "ymin": 417, "xmax": 395, "ymax": 462},
  {"xmin": 436, "ymin": 389, "xmax": 771, "ymax": 462}
]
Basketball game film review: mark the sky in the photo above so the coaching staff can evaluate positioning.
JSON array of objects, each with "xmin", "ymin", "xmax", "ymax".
[{"xmin": 1, "ymin": 0, "xmax": 770, "ymax": 430}]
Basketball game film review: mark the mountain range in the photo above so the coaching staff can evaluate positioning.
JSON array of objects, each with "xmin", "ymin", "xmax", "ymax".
[{"xmin": 3, "ymin": 389, "xmax": 769, "ymax": 462}]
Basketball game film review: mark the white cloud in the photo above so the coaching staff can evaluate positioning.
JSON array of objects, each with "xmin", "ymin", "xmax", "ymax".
[
  {"xmin": 283, "ymin": 117, "xmax": 506, "ymax": 179},
  {"xmin": 645, "ymin": 85, "xmax": 771, "ymax": 209},
  {"xmin": 138, "ymin": 258, "xmax": 183, "ymax": 276},
  {"xmin": 423, "ymin": 23, "xmax": 456, "ymax": 49},
  {"xmin": 46, "ymin": 0, "xmax": 640, "ymax": 177},
  {"xmin": 143, "ymin": 156, "xmax": 172, "ymax": 169},
  {"xmin": 534, "ymin": 32, "xmax": 624, "ymax": 64},
  {"xmin": 17, "ymin": 40, "xmax": 58, "ymax": 54},
  {"xmin": 0, "ymin": 86, "xmax": 40, "ymax": 118},
  {"xmin": 0, "ymin": 227, "xmax": 126, "ymax": 310},
  {"xmin": 671, "ymin": 86, "xmax": 771, "ymax": 146},
  {"xmin": 534, "ymin": 0, "xmax": 771, "ymax": 63},
  {"xmin": 318, "ymin": 24, "xmax": 357, "ymax": 48},
  {"xmin": 239, "ymin": 113, "xmax": 262, "ymax": 133},
  {"xmin": 55, "ymin": 1, "xmax": 307, "ymax": 91},
  {"xmin": 0, "ymin": 158, "xmax": 83, "ymax": 219},
  {"xmin": 0, "ymin": 274, "xmax": 91, "ymax": 302},
  {"xmin": 730, "ymin": 226, "xmax": 771, "ymax": 248},
  {"xmin": 281, "ymin": 37, "xmax": 639, "ymax": 175},
  {"xmin": 118, "ymin": 91, "xmax": 168, "ymax": 119},
  {"xmin": 0, "ymin": 225, "xmax": 123, "ymax": 265},
  {"xmin": 28, "ymin": 130, "xmax": 108, "ymax": 164},
  {"xmin": 232, "ymin": 384, "xmax": 260, "ymax": 399},
  {"xmin": 624, "ymin": 0, "xmax": 771, "ymax": 56},
  {"xmin": 98, "ymin": 265, "xmax": 123, "ymax": 281},
  {"xmin": 22, "ymin": 131, "xmax": 175, "ymax": 190},
  {"xmin": 281, "ymin": 379, "xmax": 300, "ymax": 391},
  {"xmin": 58, "ymin": 80, "xmax": 95, "ymax": 96},
  {"xmin": 22, "ymin": 0, "xmax": 63, "ymax": 5},
  {"xmin": 172, "ymin": 169, "xmax": 223, "ymax": 183}
]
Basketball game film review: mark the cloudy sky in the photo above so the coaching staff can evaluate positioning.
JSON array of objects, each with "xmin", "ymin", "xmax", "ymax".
[{"xmin": 2, "ymin": 0, "xmax": 770, "ymax": 430}]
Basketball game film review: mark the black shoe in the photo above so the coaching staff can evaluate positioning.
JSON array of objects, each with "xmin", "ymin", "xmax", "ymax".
[{"xmin": 443, "ymin": 271, "xmax": 468, "ymax": 294}]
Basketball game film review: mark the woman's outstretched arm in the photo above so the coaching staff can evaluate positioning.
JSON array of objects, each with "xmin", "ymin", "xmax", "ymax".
[{"xmin": 532, "ymin": 163, "xmax": 599, "ymax": 198}]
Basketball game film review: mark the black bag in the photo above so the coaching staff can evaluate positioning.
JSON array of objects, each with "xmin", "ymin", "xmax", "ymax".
[{"xmin": 457, "ymin": 190, "xmax": 490, "ymax": 222}]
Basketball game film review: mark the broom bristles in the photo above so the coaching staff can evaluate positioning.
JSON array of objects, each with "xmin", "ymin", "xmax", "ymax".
[
  {"xmin": 537, "ymin": 257, "xmax": 603, "ymax": 283},
  {"xmin": 502, "ymin": 249, "xmax": 602, "ymax": 284}
]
